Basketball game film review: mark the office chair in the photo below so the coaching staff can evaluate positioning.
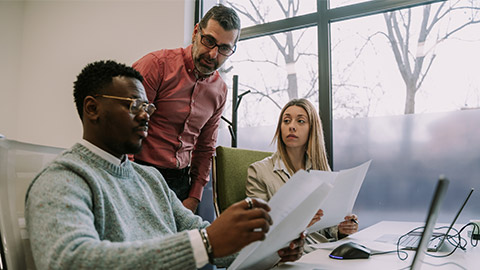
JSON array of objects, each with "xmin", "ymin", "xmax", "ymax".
[
  {"xmin": 212, "ymin": 146, "xmax": 272, "ymax": 216},
  {"xmin": 0, "ymin": 139, "xmax": 63, "ymax": 270}
]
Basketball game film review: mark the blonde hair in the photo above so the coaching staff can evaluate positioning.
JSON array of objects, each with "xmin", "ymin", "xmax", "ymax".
[{"xmin": 273, "ymin": 99, "xmax": 331, "ymax": 174}]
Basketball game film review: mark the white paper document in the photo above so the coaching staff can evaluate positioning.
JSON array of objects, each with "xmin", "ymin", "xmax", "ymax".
[
  {"xmin": 228, "ymin": 160, "xmax": 371, "ymax": 270},
  {"xmin": 306, "ymin": 160, "xmax": 370, "ymax": 232}
]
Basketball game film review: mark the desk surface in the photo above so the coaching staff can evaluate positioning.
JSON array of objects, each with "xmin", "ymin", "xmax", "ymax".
[{"xmin": 276, "ymin": 221, "xmax": 478, "ymax": 270}]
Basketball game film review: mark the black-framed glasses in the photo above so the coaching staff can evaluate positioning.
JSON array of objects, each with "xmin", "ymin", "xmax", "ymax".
[
  {"xmin": 199, "ymin": 28, "xmax": 236, "ymax": 56},
  {"xmin": 95, "ymin": 95, "xmax": 156, "ymax": 116}
]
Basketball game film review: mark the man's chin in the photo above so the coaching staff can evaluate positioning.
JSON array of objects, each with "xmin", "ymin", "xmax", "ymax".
[
  {"xmin": 126, "ymin": 142, "xmax": 143, "ymax": 155},
  {"xmin": 198, "ymin": 67, "xmax": 215, "ymax": 76},
  {"xmin": 195, "ymin": 62, "xmax": 216, "ymax": 76}
]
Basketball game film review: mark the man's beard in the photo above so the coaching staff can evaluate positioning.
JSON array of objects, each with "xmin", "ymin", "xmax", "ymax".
[{"xmin": 195, "ymin": 54, "xmax": 218, "ymax": 75}]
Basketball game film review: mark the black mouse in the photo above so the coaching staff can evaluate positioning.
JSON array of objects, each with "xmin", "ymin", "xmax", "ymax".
[{"xmin": 329, "ymin": 242, "xmax": 371, "ymax": 259}]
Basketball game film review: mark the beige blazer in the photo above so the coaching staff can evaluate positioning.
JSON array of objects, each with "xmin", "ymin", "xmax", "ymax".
[{"xmin": 246, "ymin": 152, "xmax": 291, "ymax": 201}]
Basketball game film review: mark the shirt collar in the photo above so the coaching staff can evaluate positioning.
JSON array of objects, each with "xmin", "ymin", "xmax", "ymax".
[
  {"xmin": 272, "ymin": 152, "xmax": 313, "ymax": 178},
  {"xmin": 79, "ymin": 139, "xmax": 127, "ymax": 166}
]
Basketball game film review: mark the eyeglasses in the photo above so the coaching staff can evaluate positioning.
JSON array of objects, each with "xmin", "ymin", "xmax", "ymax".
[
  {"xmin": 199, "ymin": 28, "xmax": 236, "ymax": 56},
  {"xmin": 95, "ymin": 95, "xmax": 156, "ymax": 116}
]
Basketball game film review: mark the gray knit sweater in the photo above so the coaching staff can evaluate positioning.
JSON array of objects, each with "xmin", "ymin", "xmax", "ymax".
[{"xmin": 25, "ymin": 143, "xmax": 232, "ymax": 269}]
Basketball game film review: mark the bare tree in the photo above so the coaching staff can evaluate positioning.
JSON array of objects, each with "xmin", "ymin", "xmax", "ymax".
[
  {"xmin": 382, "ymin": 0, "xmax": 480, "ymax": 114},
  {"xmin": 226, "ymin": 0, "xmax": 302, "ymax": 100}
]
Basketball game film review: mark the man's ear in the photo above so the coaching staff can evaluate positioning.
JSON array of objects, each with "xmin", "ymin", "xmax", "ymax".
[
  {"xmin": 192, "ymin": 23, "xmax": 199, "ymax": 44},
  {"xmin": 83, "ymin": 96, "xmax": 100, "ymax": 122}
]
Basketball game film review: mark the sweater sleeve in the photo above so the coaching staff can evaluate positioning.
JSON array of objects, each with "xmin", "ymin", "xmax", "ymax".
[
  {"xmin": 25, "ymin": 166, "xmax": 198, "ymax": 270},
  {"xmin": 167, "ymin": 179, "xmax": 236, "ymax": 268}
]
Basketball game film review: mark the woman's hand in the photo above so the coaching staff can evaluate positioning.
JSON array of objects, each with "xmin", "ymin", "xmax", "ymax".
[
  {"xmin": 307, "ymin": 209, "xmax": 324, "ymax": 227},
  {"xmin": 338, "ymin": 214, "xmax": 359, "ymax": 235}
]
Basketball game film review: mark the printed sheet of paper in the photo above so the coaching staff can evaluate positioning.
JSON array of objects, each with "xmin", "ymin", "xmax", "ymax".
[
  {"xmin": 228, "ymin": 160, "xmax": 371, "ymax": 270},
  {"xmin": 307, "ymin": 160, "xmax": 371, "ymax": 232},
  {"xmin": 228, "ymin": 171, "xmax": 334, "ymax": 270}
]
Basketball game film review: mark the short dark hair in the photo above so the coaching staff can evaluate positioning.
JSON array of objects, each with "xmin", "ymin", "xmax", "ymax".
[
  {"xmin": 73, "ymin": 60, "xmax": 143, "ymax": 120},
  {"xmin": 199, "ymin": 4, "xmax": 241, "ymax": 32}
]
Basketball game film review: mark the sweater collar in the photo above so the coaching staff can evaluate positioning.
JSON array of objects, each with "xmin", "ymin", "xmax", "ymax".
[
  {"xmin": 79, "ymin": 139, "xmax": 127, "ymax": 166},
  {"xmin": 72, "ymin": 143, "xmax": 134, "ymax": 179}
]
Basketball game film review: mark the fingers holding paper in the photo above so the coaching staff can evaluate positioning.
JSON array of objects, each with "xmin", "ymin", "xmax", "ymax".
[
  {"xmin": 243, "ymin": 197, "xmax": 270, "ymax": 211},
  {"xmin": 207, "ymin": 198, "xmax": 273, "ymax": 258},
  {"xmin": 307, "ymin": 209, "xmax": 324, "ymax": 227},
  {"xmin": 277, "ymin": 231, "xmax": 307, "ymax": 262},
  {"xmin": 338, "ymin": 214, "xmax": 359, "ymax": 235}
]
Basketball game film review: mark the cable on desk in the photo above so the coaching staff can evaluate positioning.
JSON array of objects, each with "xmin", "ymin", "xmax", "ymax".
[
  {"xmin": 426, "ymin": 222, "xmax": 478, "ymax": 258},
  {"xmin": 371, "ymin": 250, "xmax": 408, "ymax": 257},
  {"xmin": 421, "ymin": 261, "xmax": 468, "ymax": 270},
  {"xmin": 395, "ymin": 225, "xmax": 424, "ymax": 261},
  {"xmin": 394, "ymin": 222, "xmax": 479, "ymax": 261}
]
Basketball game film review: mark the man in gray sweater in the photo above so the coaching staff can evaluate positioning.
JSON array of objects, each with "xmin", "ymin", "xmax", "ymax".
[{"xmin": 25, "ymin": 60, "xmax": 305, "ymax": 269}]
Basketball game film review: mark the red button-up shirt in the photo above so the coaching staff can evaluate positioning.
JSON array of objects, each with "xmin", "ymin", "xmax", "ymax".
[{"xmin": 133, "ymin": 45, "xmax": 227, "ymax": 200}]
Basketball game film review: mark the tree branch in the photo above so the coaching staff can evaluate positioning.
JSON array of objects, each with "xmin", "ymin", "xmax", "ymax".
[
  {"xmin": 230, "ymin": 58, "xmax": 282, "ymax": 68},
  {"xmin": 275, "ymin": 0, "xmax": 288, "ymax": 16},
  {"xmin": 416, "ymin": 53, "xmax": 436, "ymax": 90},
  {"xmin": 227, "ymin": 1, "xmax": 264, "ymax": 24}
]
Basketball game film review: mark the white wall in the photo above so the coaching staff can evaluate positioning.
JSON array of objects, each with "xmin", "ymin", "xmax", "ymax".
[
  {"xmin": 0, "ymin": 0, "xmax": 194, "ymax": 148},
  {"xmin": 0, "ymin": 1, "xmax": 24, "ymax": 142}
]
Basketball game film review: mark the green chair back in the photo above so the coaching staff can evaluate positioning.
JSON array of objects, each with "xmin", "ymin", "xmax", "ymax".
[{"xmin": 212, "ymin": 146, "xmax": 272, "ymax": 215}]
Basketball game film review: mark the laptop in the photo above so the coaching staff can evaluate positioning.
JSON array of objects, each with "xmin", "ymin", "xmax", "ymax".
[
  {"xmin": 410, "ymin": 177, "xmax": 449, "ymax": 270},
  {"xmin": 398, "ymin": 187, "xmax": 473, "ymax": 252}
]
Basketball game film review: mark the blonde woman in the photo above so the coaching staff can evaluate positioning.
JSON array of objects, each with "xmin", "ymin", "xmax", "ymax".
[{"xmin": 246, "ymin": 98, "xmax": 358, "ymax": 242}]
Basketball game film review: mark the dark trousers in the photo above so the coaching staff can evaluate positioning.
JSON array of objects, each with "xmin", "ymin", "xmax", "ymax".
[{"xmin": 135, "ymin": 159, "xmax": 191, "ymax": 201}]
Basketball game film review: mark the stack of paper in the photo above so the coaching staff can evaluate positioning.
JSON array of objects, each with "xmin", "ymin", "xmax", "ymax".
[{"xmin": 228, "ymin": 160, "xmax": 371, "ymax": 270}]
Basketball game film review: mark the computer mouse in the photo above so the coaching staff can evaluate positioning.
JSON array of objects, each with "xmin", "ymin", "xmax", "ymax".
[{"xmin": 329, "ymin": 242, "xmax": 371, "ymax": 259}]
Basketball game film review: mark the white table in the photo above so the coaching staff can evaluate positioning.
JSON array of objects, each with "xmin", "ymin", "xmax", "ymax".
[{"xmin": 276, "ymin": 221, "xmax": 478, "ymax": 270}]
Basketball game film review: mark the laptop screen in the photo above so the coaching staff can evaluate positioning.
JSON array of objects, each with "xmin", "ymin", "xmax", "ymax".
[
  {"xmin": 410, "ymin": 177, "xmax": 449, "ymax": 270},
  {"xmin": 433, "ymin": 188, "xmax": 474, "ymax": 250}
]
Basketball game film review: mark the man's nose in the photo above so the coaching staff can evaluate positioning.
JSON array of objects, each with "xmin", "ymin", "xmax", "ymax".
[
  {"xmin": 209, "ymin": 46, "xmax": 219, "ymax": 58},
  {"xmin": 136, "ymin": 108, "xmax": 150, "ymax": 122}
]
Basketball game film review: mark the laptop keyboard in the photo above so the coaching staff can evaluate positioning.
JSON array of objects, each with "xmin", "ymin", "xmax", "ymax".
[
  {"xmin": 399, "ymin": 234, "xmax": 421, "ymax": 248},
  {"xmin": 398, "ymin": 232, "xmax": 442, "ymax": 250}
]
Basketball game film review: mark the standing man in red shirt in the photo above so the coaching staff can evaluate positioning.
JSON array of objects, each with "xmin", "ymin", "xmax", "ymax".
[{"xmin": 132, "ymin": 4, "xmax": 240, "ymax": 212}]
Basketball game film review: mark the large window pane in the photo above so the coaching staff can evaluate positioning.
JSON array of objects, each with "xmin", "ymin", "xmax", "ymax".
[
  {"xmin": 331, "ymin": 1, "xmax": 480, "ymax": 118},
  {"xmin": 220, "ymin": 0, "xmax": 317, "ymax": 28},
  {"xmin": 334, "ymin": 110, "xmax": 480, "ymax": 228},
  {"xmin": 332, "ymin": 0, "xmax": 480, "ymax": 227},
  {"xmin": 217, "ymin": 27, "xmax": 318, "ymax": 149}
]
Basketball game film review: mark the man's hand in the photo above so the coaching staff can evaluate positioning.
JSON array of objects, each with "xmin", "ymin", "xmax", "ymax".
[
  {"xmin": 183, "ymin": 197, "xmax": 200, "ymax": 212},
  {"xmin": 307, "ymin": 209, "xmax": 324, "ymax": 227},
  {"xmin": 206, "ymin": 198, "xmax": 273, "ymax": 258},
  {"xmin": 277, "ymin": 231, "xmax": 306, "ymax": 263},
  {"xmin": 338, "ymin": 214, "xmax": 359, "ymax": 235}
]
